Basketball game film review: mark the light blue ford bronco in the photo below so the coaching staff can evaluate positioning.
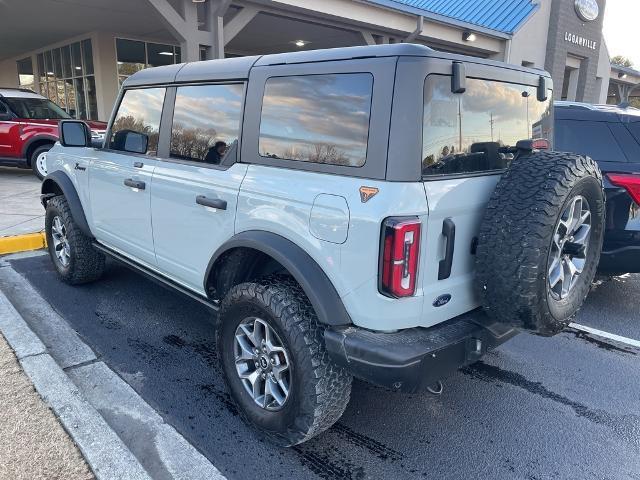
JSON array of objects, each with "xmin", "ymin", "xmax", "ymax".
[{"xmin": 41, "ymin": 44, "xmax": 604, "ymax": 445}]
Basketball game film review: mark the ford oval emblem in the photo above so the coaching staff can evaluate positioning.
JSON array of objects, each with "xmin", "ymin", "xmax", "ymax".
[{"xmin": 433, "ymin": 294, "xmax": 451, "ymax": 307}]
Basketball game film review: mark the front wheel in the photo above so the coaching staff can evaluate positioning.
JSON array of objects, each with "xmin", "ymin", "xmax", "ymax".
[
  {"xmin": 30, "ymin": 144, "xmax": 52, "ymax": 180},
  {"xmin": 45, "ymin": 196, "xmax": 105, "ymax": 284},
  {"xmin": 217, "ymin": 277, "xmax": 352, "ymax": 446}
]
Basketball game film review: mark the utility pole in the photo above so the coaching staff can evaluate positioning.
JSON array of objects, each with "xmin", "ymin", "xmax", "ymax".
[
  {"xmin": 458, "ymin": 97, "xmax": 462, "ymax": 152},
  {"xmin": 490, "ymin": 112, "xmax": 494, "ymax": 142}
]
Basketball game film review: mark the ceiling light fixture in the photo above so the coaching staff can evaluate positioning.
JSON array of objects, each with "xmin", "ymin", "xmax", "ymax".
[
  {"xmin": 619, "ymin": 72, "xmax": 628, "ymax": 79},
  {"xmin": 46, "ymin": 71, "xmax": 54, "ymax": 75},
  {"xmin": 158, "ymin": 51, "xmax": 174, "ymax": 56},
  {"xmin": 462, "ymin": 31, "xmax": 477, "ymax": 42},
  {"xmin": 293, "ymin": 40, "xmax": 309, "ymax": 48},
  {"xmin": 75, "ymin": 66, "xmax": 82, "ymax": 70}
]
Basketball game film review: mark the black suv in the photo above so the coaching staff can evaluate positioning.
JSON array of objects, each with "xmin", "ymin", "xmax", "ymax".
[{"xmin": 555, "ymin": 102, "xmax": 640, "ymax": 274}]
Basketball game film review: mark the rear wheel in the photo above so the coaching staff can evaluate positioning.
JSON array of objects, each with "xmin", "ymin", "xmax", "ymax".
[
  {"xmin": 30, "ymin": 144, "xmax": 52, "ymax": 180},
  {"xmin": 217, "ymin": 277, "xmax": 352, "ymax": 446},
  {"xmin": 476, "ymin": 151, "xmax": 605, "ymax": 336}
]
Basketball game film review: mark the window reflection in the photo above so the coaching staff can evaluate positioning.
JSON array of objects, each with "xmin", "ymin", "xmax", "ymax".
[
  {"xmin": 170, "ymin": 84, "xmax": 243, "ymax": 164},
  {"xmin": 259, "ymin": 73, "xmax": 373, "ymax": 167},
  {"xmin": 422, "ymin": 75, "xmax": 552, "ymax": 176},
  {"xmin": 110, "ymin": 88, "xmax": 166, "ymax": 155}
]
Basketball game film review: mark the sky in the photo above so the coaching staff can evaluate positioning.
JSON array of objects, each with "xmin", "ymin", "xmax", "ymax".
[{"xmin": 603, "ymin": 0, "xmax": 640, "ymax": 68}]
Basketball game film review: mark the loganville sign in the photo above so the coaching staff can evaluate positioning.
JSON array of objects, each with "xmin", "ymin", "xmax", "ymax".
[
  {"xmin": 574, "ymin": 0, "xmax": 600, "ymax": 22},
  {"xmin": 564, "ymin": 32, "xmax": 598, "ymax": 50}
]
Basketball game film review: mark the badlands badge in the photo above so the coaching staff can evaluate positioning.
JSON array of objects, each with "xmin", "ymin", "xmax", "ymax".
[{"xmin": 359, "ymin": 186, "xmax": 379, "ymax": 203}]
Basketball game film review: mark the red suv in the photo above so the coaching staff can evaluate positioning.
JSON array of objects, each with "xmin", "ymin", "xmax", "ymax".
[{"xmin": 0, "ymin": 88, "xmax": 107, "ymax": 179}]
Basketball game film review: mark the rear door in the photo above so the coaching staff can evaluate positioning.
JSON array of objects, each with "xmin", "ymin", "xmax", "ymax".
[
  {"xmin": 150, "ymin": 83, "xmax": 246, "ymax": 293},
  {"xmin": 394, "ymin": 58, "xmax": 553, "ymax": 325}
]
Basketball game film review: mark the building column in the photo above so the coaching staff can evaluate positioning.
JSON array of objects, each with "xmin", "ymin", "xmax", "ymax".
[{"xmin": 566, "ymin": 67, "xmax": 580, "ymax": 101}]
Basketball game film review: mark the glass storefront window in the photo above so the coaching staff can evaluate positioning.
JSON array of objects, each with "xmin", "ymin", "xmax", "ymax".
[
  {"xmin": 16, "ymin": 58, "xmax": 34, "ymax": 90},
  {"xmin": 147, "ymin": 42, "xmax": 176, "ymax": 67},
  {"xmin": 35, "ymin": 39, "xmax": 98, "ymax": 120},
  {"xmin": 53, "ymin": 48, "xmax": 63, "ymax": 78},
  {"xmin": 71, "ymin": 42, "xmax": 83, "ymax": 75},
  {"xmin": 116, "ymin": 38, "xmax": 181, "ymax": 85},
  {"xmin": 61, "ymin": 46, "xmax": 72, "ymax": 78},
  {"xmin": 82, "ymin": 39, "xmax": 94, "ymax": 75}
]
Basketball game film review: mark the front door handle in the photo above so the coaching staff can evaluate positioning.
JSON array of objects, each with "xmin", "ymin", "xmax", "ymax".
[
  {"xmin": 438, "ymin": 218, "xmax": 456, "ymax": 280},
  {"xmin": 196, "ymin": 195, "xmax": 227, "ymax": 210},
  {"xmin": 124, "ymin": 178, "xmax": 145, "ymax": 190}
]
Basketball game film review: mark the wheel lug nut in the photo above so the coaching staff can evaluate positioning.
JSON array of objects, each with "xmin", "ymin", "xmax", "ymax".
[
  {"xmin": 270, "ymin": 358, "xmax": 275, "ymax": 364},
  {"xmin": 261, "ymin": 373, "xmax": 266, "ymax": 379},
  {"xmin": 262, "ymin": 347, "xmax": 267, "ymax": 353}
]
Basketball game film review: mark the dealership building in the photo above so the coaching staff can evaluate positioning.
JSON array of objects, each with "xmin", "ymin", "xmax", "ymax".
[{"xmin": 0, "ymin": 0, "xmax": 630, "ymax": 121}]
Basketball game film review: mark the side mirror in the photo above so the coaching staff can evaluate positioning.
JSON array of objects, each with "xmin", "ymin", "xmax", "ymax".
[
  {"xmin": 112, "ymin": 129, "xmax": 148, "ymax": 154},
  {"xmin": 451, "ymin": 61, "xmax": 466, "ymax": 94},
  {"xmin": 59, "ymin": 120, "xmax": 91, "ymax": 147}
]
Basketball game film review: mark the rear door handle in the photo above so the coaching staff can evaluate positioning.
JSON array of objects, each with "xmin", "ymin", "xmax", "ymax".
[
  {"xmin": 133, "ymin": 161, "xmax": 144, "ymax": 168},
  {"xmin": 438, "ymin": 218, "xmax": 456, "ymax": 280},
  {"xmin": 124, "ymin": 178, "xmax": 145, "ymax": 190},
  {"xmin": 196, "ymin": 195, "xmax": 227, "ymax": 210}
]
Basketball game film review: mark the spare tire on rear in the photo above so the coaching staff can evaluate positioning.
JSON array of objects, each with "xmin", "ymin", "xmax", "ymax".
[{"xmin": 475, "ymin": 151, "xmax": 604, "ymax": 336}]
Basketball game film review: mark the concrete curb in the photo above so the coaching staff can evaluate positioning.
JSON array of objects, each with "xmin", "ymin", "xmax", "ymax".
[
  {"xmin": 0, "ymin": 252, "xmax": 227, "ymax": 480},
  {"xmin": 0, "ymin": 232, "xmax": 46, "ymax": 255},
  {"xmin": 0, "ymin": 286, "xmax": 152, "ymax": 480}
]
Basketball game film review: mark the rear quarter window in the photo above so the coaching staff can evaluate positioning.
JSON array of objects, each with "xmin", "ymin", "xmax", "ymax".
[
  {"xmin": 258, "ymin": 73, "xmax": 373, "ymax": 167},
  {"xmin": 555, "ymin": 119, "xmax": 627, "ymax": 163}
]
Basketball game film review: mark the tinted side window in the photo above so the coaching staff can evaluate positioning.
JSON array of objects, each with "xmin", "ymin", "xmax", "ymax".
[
  {"xmin": 110, "ymin": 87, "xmax": 166, "ymax": 155},
  {"xmin": 555, "ymin": 120, "xmax": 627, "ymax": 163},
  {"xmin": 626, "ymin": 122, "xmax": 640, "ymax": 146},
  {"xmin": 170, "ymin": 84, "xmax": 243, "ymax": 165},
  {"xmin": 422, "ymin": 75, "xmax": 552, "ymax": 176},
  {"xmin": 259, "ymin": 73, "xmax": 373, "ymax": 167}
]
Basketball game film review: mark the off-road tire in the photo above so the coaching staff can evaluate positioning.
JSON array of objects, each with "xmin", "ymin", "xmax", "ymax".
[
  {"xmin": 217, "ymin": 276, "xmax": 352, "ymax": 446},
  {"xmin": 30, "ymin": 144, "xmax": 52, "ymax": 180},
  {"xmin": 475, "ymin": 152, "xmax": 605, "ymax": 336},
  {"xmin": 45, "ymin": 195, "xmax": 105, "ymax": 284}
]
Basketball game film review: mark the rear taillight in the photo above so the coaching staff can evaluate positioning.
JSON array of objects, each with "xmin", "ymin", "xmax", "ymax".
[
  {"xmin": 532, "ymin": 138, "xmax": 550, "ymax": 150},
  {"xmin": 607, "ymin": 173, "xmax": 640, "ymax": 205},
  {"xmin": 380, "ymin": 217, "xmax": 421, "ymax": 298}
]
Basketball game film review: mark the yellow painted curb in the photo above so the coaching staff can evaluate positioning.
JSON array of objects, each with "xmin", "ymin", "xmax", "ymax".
[{"xmin": 0, "ymin": 232, "xmax": 47, "ymax": 255}]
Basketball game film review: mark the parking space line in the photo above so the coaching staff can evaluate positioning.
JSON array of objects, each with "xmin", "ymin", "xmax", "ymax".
[{"xmin": 569, "ymin": 323, "xmax": 640, "ymax": 349}]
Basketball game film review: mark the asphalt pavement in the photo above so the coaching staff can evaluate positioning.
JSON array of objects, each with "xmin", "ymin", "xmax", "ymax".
[{"xmin": 8, "ymin": 254, "xmax": 640, "ymax": 480}]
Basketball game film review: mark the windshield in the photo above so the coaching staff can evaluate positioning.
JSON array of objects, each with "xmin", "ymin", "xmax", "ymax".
[{"xmin": 3, "ymin": 97, "xmax": 71, "ymax": 120}]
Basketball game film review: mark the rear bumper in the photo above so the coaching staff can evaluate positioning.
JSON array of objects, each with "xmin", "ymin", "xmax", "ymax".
[{"xmin": 324, "ymin": 309, "xmax": 518, "ymax": 393}]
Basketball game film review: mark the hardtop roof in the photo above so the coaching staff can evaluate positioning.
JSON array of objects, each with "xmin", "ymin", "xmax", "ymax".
[
  {"xmin": 0, "ymin": 88, "xmax": 43, "ymax": 99},
  {"xmin": 555, "ymin": 101, "xmax": 640, "ymax": 123},
  {"xmin": 122, "ymin": 43, "xmax": 550, "ymax": 88}
]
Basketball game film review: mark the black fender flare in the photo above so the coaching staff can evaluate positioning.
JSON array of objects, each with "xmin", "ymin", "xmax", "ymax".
[
  {"xmin": 41, "ymin": 171, "xmax": 93, "ymax": 238},
  {"xmin": 22, "ymin": 135, "xmax": 58, "ymax": 161},
  {"xmin": 206, "ymin": 231, "xmax": 352, "ymax": 327}
]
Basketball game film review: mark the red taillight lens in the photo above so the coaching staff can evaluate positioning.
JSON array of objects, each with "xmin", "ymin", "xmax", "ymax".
[
  {"xmin": 532, "ymin": 138, "xmax": 550, "ymax": 150},
  {"xmin": 380, "ymin": 217, "xmax": 421, "ymax": 298},
  {"xmin": 607, "ymin": 173, "xmax": 640, "ymax": 205}
]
